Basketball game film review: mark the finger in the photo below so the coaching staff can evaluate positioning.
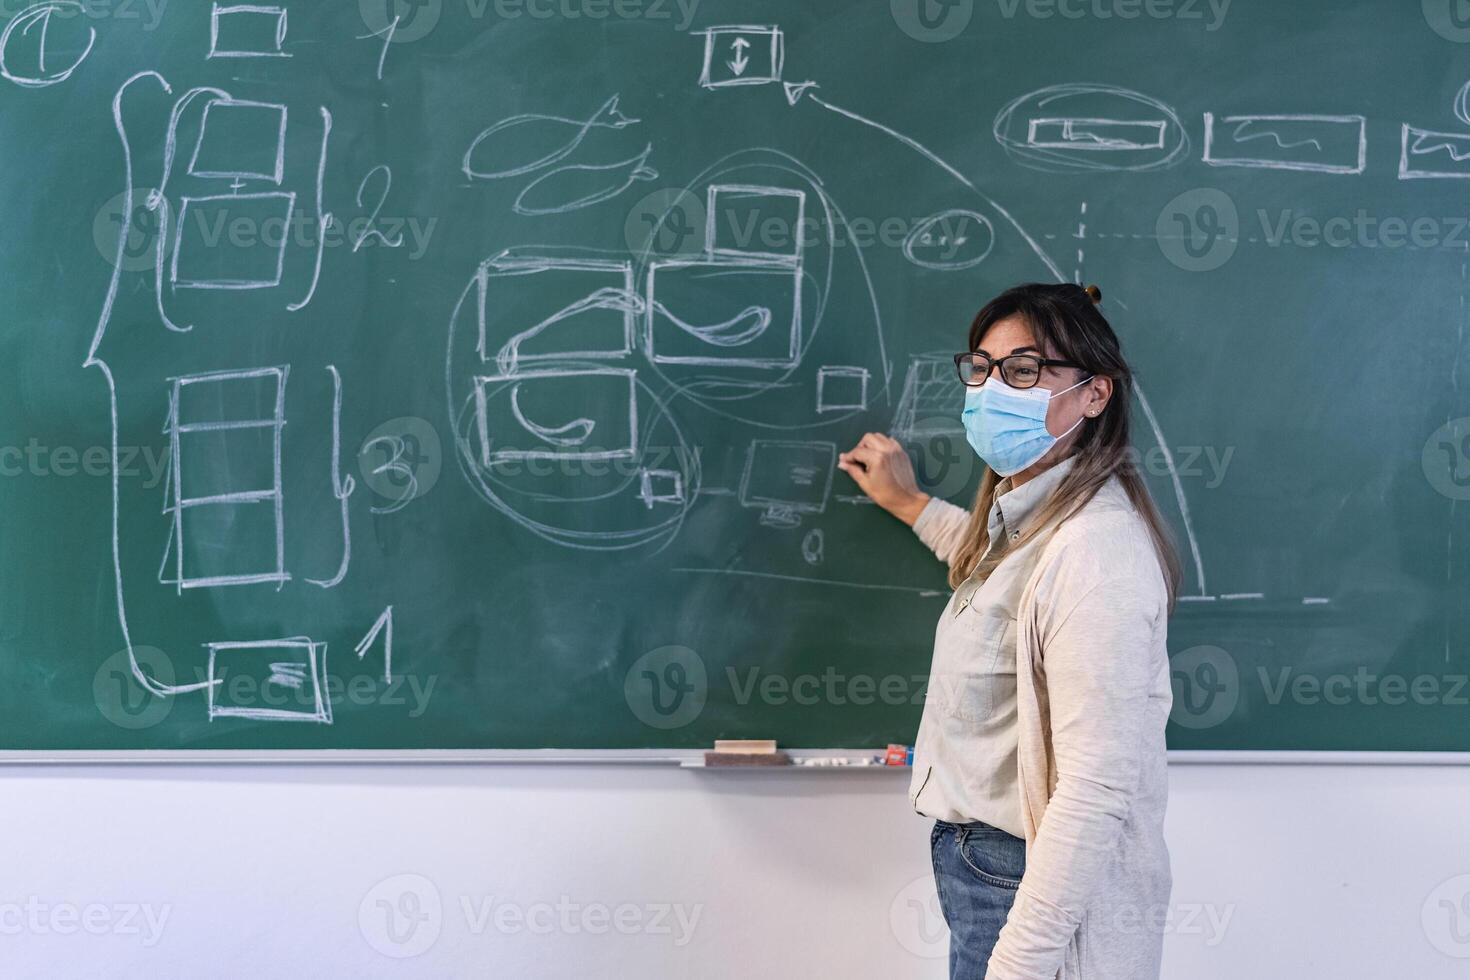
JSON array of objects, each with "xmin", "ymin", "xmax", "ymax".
[
  {"xmin": 859, "ymin": 432, "xmax": 886, "ymax": 451},
  {"xmin": 845, "ymin": 446, "xmax": 878, "ymax": 468}
]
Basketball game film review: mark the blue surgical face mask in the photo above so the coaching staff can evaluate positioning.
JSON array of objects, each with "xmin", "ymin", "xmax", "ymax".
[{"xmin": 961, "ymin": 375, "xmax": 1094, "ymax": 477}]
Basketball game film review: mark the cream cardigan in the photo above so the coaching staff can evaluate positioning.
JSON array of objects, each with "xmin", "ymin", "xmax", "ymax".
[{"xmin": 918, "ymin": 475, "xmax": 1173, "ymax": 980}]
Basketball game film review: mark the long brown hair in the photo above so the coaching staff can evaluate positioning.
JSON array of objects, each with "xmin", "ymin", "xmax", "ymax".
[{"xmin": 948, "ymin": 282, "xmax": 1181, "ymax": 608}]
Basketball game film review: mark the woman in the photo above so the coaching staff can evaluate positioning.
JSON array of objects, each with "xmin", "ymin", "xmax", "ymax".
[{"xmin": 839, "ymin": 283, "xmax": 1179, "ymax": 980}]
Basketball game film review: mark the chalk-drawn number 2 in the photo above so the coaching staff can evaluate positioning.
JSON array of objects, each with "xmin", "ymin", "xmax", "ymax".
[
  {"xmin": 351, "ymin": 164, "xmax": 404, "ymax": 253},
  {"xmin": 362, "ymin": 434, "xmax": 420, "ymax": 514}
]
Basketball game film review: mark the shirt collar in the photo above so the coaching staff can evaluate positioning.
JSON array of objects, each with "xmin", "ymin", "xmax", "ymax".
[{"xmin": 989, "ymin": 454, "xmax": 1078, "ymax": 541}]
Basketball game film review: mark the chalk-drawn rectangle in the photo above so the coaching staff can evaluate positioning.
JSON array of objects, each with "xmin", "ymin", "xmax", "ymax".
[
  {"xmin": 645, "ymin": 260, "xmax": 800, "ymax": 368},
  {"xmin": 171, "ymin": 192, "xmax": 295, "ymax": 289},
  {"xmin": 1399, "ymin": 125, "xmax": 1470, "ymax": 179},
  {"xmin": 210, "ymin": 4, "xmax": 289, "ymax": 58},
  {"xmin": 1025, "ymin": 117, "xmax": 1166, "ymax": 151},
  {"xmin": 177, "ymin": 425, "xmax": 278, "ymax": 502},
  {"xmin": 740, "ymin": 440, "xmax": 835, "ymax": 514},
  {"xmin": 474, "ymin": 367, "xmax": 637, "ymax": 465},
  {"xmin": 816, "ymin": 366, "xmax": 870, "ymax": 413},
  {"xmin": 478, "ymin": 256, "xmax": 636, "ymax": 368},
  {"xmin": 1202, "ymin": 113, "xmax": 1366, "ymax": 175},
  {"xmin": 177, "ymin": 499, "xmax": 283, "ymax": 587},
  {"xmin": 188, "ymin": 98, "xmax": 287, "ymax": 184},
  {"xmin": 207, "ymin": 639, "xmax": 330, "ymax": 723},
  {"xmin": 699, "ymin": 25, "xmax": 783, "ymax": 89},
  {"xmin": 706, "ymin": 184, "xmax": 805, "ymax": 261},
  {"xmin": 174, "ymin": 366, "xmax": 284, "ymax": 426}
]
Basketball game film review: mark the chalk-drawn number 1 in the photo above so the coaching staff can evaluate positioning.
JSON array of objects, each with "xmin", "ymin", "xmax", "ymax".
[
  {"xmin": 362, "ymin": 434, "xmax": 420, "ymax": 514},
  {"xmin": 351, "ymin": 164, "xmax": 405, "ymax": 253}
]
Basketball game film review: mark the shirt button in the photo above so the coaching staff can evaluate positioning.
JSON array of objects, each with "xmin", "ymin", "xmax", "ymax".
[{"xmin": 1009, "ymin": 531, "xmax": 1020, "ymax": 541}]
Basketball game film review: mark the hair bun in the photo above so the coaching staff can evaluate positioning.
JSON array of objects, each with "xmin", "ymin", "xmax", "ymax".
[{"xmin": 1083, "ymin": 284, "xmax": 1102, "ymax": 304}]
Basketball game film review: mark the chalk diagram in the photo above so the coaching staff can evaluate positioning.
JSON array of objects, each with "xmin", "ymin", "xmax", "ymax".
[
  {"xmin": 84, "ymin": 23, "xmax": 390, "ymax": 721},
  {"xmin": 46, "ymin": 10, "xmax": 1379, "ymax": 731}
]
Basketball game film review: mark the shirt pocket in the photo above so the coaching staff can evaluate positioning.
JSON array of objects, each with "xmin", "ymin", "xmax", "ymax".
[{"xmin": 928, "ymin": 608, "xmax": 1015, "ymax": 723}]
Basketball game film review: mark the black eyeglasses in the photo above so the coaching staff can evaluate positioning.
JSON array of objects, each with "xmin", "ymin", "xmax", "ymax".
[{"xmin": 953, "ymin": 352, "xmax": 1082, "ymax": 389}]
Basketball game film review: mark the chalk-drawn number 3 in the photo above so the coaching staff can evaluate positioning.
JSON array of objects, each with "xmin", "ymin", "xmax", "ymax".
[
  {"xmin": 363, "ymin": 434, "xmax": 419, "ymax": 514},
  {"xmin": 352, "ymin": 164, "xmax": 404, "ymax": 253}
]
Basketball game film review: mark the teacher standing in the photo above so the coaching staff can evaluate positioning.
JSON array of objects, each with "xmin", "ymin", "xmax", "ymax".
[{"xmin": 840, "ymin": 282, "xmax": 1179, "ymax": 980}]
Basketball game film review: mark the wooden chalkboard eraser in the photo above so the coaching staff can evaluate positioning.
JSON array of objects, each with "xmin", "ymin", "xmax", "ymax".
[
  {"xmin": 703, "ymin": 751, "xmax": 791, "ymax": 767},
  {"xmin": 713, "ymin": 739, "xmax": 778, "ymax": 754}
]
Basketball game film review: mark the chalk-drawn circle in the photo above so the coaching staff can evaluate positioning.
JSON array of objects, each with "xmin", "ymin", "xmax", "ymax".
[
  {"xmin": 358, "ymin": 416, "xmax": 443, "ymax": 512},
  {"xmin": 889, "ymin": 0, "xmax": 973, "ymax": 43},
  {"xmin": 889, "ymin": 873, "xmax": 948, "ymax": 958},
  {"xmin": 358, "ymin": 873, "xmax": 442, "ymax": 958},
  {"xmin": 624, "ymin": 645, "xmax": 707, "ymax": 730},
  {"xmin": 1422, "ymin": 417, "xmax": 1470, "ymax": 500},
  {"xmin": 358, "ymin": 0, "xmax": 442, "ymax": 44},
  {"xmin": 92, "ymin": 646, "xmax": 174, "ymax": 730},
  {"xmin": 902, "ymin": 209, "xmax": 994, "ymax": 271},
  {"xmin": 1155, "ymin": 188, "xmax": 1238, "ymax": 273},
  {"xmin": 624, "ymin": 187, "xmax": 706, "ymax": 261},
  {"xmin": 1423, "ymin": 0, "xmax": 1470, "ymax": 43},
  {"xmin": 93, "ymin": 187, "xmax": 170, "ymax": 274},
  {"xmin": 993, "ymin": 83, "xmax": 1189, "ymax": 173},
  {"xmin": 1167, "ymin": 644, "xmax": 1240, "ymax": 731},
  {"xmin": 0, "ymin": 2, "xmax": 96, "ymax": 88}
]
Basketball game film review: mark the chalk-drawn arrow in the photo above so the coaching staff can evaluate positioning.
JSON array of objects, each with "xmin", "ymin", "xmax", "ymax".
[
  {"xmin": 728, "ymin": 37, "xmax": 749, "ymax": 76},
  {"xmin": 354, "ymin": 606, "xmax": 394, "ymax": 683}
]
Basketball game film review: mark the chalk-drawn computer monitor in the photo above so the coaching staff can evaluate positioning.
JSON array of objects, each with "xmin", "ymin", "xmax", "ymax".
[{"xmin": 738, "ymin": 440, "xmax": 835, "ymax": 529}]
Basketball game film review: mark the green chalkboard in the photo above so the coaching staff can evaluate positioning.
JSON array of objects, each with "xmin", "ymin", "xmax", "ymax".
[{"xmin": 2, "ymin": 0, "xmax": 1468, "ymax": 755}]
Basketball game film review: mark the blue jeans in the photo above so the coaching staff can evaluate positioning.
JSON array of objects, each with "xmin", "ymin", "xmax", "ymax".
[{"xmin": 931, "ymin": 819, "xmax": 1027, "ymax": 980}]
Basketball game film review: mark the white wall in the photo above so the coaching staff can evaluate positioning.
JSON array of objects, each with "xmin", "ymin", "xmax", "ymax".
[{"xmin": 1, "ymin": 763, "xmax": 1468, "ymax": 979}]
